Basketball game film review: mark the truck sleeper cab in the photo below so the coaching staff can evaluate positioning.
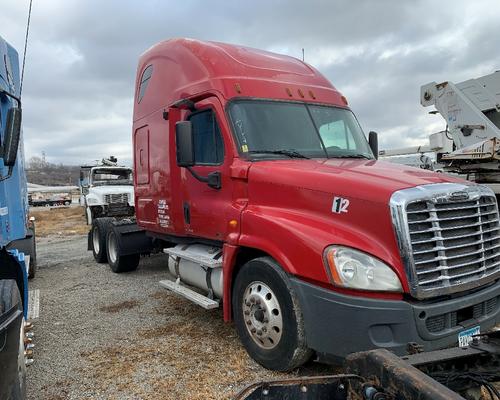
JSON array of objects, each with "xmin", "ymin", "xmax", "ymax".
[{"xmin": 127, "ymin": 39, "xmax": 500, "ymax": 371}]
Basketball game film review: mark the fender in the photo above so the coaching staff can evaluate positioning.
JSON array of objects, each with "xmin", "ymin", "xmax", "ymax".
[
  {"xmin": 222, "ymin": 204, "xmax": 409, "ymax": 322},
  {"xmin": 237, "ymin": 205, "xmax": 409, "ymax": 291},
  {"xmin": 84, "ymin": 193, "xmax": 101, "ymax": 207},
  {"xmin": 0, "ymin": 249, "xmax": 28, "ymax": 318}
]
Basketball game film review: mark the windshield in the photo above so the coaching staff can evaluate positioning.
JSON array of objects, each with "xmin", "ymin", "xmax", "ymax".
[
  {"xmin": 91, "ymin": 169, "xmax": 133, "ymax": 186},
  {"xmin": 228, "ymin": 100, "xmax": 374, "ymax": 159}
]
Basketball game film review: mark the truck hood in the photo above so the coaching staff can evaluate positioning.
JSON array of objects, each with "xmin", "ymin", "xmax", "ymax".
[
  {"xmin": 244, "ymin": 159, "xmax": 469, "ymax": 290},
  {"xmin": 87, "ymin": 185, "xmax": 135, "ymax": 206},
  {"xmin": 247, "ymin": 158, "xmax": 465, "ymax": 204},
  {"xmin": 89, "ymin": 185, "xmax": 134, "ymax": 196}
]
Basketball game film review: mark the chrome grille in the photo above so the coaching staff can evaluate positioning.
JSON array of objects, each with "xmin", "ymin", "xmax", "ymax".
[
  {"xmin": 104, "ymin": 193, "xmax": 129, "ymax": 204},
  {"xmin": 391, "ymin": 183, "xmax": 500, "ymax": 299}
]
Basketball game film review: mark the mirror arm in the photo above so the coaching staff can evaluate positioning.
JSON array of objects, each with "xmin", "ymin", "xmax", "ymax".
[
  {"xmin": 186, "ymin": 167, "xmax": 221, "ymax": 190},
  {"xmin": 0, "ymin": 88, "xmax": 21, "ymax": 108},
  {"xmin": 172, "ymin": 98, "xmax": 196, "ymax": 111},
  {"xmin": 186, "ymin": 166, "xmax": 209, "ymax": 183},
  {"xmin": 0, "ymin": 168, "xmax": 13, "ymax": 182}
]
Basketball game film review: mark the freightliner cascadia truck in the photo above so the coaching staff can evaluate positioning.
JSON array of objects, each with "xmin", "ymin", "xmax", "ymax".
[
  {"xmin": 90, "ymin": 38, "xmax": 500, "ymax": 371},
  {"xmin": 0, "ymin": 35, "xmax": 36, "ymax": 398}
]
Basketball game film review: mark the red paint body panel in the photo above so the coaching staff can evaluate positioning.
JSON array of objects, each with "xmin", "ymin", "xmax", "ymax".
[{"xmin": 132, "ymin": 39, "xmax": 470, "ymax": 320}]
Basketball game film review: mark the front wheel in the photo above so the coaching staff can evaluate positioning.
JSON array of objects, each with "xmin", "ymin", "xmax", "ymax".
[
  {"xmin": 232, "ymin": 257, "xmax": 312, "ymax": 371},
  {"xmin": 106, "ymin": 228, "xmax": 140, "ymax": 273}
]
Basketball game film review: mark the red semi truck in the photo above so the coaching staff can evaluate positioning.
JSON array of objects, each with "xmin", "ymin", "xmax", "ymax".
[{"xmin": 90, "ymin": 39, "xmax": 500, "ymax": 371}]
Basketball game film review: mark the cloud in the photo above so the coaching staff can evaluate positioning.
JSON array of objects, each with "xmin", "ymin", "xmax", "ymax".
[{"xmin": 2, "ymin": 0, "xmax": 500, "ymax": 164}]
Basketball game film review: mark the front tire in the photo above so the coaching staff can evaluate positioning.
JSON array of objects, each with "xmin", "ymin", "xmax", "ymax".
[
  {"xmin": 232, "ymin": 257, "xmax": 312, "ymax": 371},
  {"xmin": 106, "ymin": 228, "xmax": 139, "ymax": 273}
]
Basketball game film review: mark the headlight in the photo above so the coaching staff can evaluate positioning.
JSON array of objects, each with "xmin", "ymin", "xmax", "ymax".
[
  {"xmin": 323, "ymin": 246, "xmax": 402, "ymax": 292},
  {"xmin": 87, "ymin": 197, "xmax": 98, "ymax": 204}
]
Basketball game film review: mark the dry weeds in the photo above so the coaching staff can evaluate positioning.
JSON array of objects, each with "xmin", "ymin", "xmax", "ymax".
[
  {"xmin": 79, "ymin": 291, "xmax": 294, "ymax": 400},
  {"xmin": 32, "ymin": 210, "xmax": 336, "ymax": 399},
  {"xmin": 31, "ymin": 206, "xmax": 88, "ymax": 237}
]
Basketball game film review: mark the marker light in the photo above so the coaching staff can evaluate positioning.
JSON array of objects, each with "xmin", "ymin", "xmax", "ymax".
[{"xmin": 323, "ymin": 246, "xmax": 402, "ymax": 292}]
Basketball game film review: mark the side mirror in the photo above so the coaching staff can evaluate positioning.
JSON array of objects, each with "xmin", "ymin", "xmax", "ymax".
[
  {"xmin": 369, "ymin": 131, "xmax": 378, "ymax": 160},
  {"xmin": 3, "ymin": 107, "xmax": 22, "ymax": 167},
  {"xmin": 175, "ymin": 121, "xmax": 194, "ymax": 167}
]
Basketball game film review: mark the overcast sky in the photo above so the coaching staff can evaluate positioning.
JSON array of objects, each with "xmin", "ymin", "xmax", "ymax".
[{"xmin": 2, "ymin": 0, "xmax": 500, "ymax": 165}]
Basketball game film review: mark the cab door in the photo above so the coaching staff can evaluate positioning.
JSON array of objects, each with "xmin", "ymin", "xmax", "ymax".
[{"xmin": 180, "ymin": 98, "xmax": 235, "ymax": 241}]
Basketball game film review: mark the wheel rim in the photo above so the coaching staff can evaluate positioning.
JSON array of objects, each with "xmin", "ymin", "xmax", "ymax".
[
  {"xmin": 92, "ymin": 226, "xmax": 100, "ymax": 254},
  {"xmin": 242, "ymin": 281, "xmax": 283, "ymax": 349},
  {"xmin": 108, "ymin": 232, "xmax": 117, "ymax": 264}
]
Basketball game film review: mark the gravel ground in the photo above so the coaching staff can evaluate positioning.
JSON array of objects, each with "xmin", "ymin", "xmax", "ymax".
[{"xmin": 26, "ymin": 234, "xmax": 333, "ymax": 400}]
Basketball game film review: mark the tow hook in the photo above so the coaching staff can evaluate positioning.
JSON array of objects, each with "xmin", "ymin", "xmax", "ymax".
[{"xmin": 24, "ymin": 321, "xmax": 34, "ymax": 366}]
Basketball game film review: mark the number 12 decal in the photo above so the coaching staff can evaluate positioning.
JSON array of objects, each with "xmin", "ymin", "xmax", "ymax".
[{"xmin": 332, "ymin": 197, "xmax": 349, "ymax": 214}]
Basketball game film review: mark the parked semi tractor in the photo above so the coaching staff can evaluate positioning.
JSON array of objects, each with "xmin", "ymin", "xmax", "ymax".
[
  {"xmin": 91, "ymin": 39, "xmax": 500, "ymax": 371},
  {"xmin": 0, "ymin": 35, "xmax": 36, "ymax": 399},
  {"xmin": 79, "ymin": 156, "xmax": 134, "ymax": 225}
]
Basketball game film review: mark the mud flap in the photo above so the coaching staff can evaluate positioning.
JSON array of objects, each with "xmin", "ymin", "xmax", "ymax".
[{"xmin": 111, "ymin": 221, "xmax": 153, "ymax": 256}]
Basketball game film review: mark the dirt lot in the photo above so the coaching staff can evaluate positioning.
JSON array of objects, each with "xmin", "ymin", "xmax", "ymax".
[
  {"xmin": 30, "ymin": 206, "xmax": 89, "ymax": 237},
  {"xmin": 27, "ymin": 207, "xmax": 333, "ymax": 399}
]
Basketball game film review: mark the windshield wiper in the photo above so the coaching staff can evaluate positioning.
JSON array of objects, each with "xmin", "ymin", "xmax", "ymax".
[
  {"xmin": 247, "ymin": 149, "xmax": 310, "ymax": 159},
  {"xmin": 333, "ymin": 154, "xmax": 373, "ymax": 160}
]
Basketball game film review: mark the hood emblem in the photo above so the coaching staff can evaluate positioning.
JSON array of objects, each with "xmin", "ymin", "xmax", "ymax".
[
  {"xmin": 433, "ymin": 189, "xmax": 480, "ymax": 204},
  {"xmin": 332, "ymin": 197, "xmax": 350, "ymax": 214},
  {"xmin": 449, "ymin": 191, "xmax": 470, "ymax": 202}
]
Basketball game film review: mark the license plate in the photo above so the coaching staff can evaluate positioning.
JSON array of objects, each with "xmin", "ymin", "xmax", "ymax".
[{"xmin": 458, "ymin": 326, "xmax": 480, "ymax": 347}]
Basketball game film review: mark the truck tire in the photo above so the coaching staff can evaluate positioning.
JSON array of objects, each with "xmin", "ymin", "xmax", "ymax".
[
  {"xmin": 0, "ymin": 280, "xmax": 26, "ymax": 400},
  {"xmin": 91, "ymin": 218, "xmax": 113, "ymax": 263},
  {"xmin": 232, "ymin": 257, "xmax": 312, "ymax": 371},
  {"xmin": 106, "ymin": 228, "xmax": 140, "ymax": 273}
]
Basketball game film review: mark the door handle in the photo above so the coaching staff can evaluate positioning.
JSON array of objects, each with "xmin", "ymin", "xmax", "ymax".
[{"xmin": 183, "ymin": 202, "xmax": 191, "ymax": 225}]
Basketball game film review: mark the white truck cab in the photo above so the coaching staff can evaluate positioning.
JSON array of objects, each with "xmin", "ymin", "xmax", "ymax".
[{"xmin": 79, "ymin": 158, "xmax": 134, "ymax": 224}]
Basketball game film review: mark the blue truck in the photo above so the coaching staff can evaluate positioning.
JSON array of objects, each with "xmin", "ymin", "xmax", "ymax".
[{"xmin": 0, "ymin": 35, "xmax": 36, "ymax": 399}]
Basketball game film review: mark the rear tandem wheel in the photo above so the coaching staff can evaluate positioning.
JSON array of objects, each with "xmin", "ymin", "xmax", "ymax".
[{"xmin": 106, "ymin": 227, "xmax": 140, "ymax": 273}]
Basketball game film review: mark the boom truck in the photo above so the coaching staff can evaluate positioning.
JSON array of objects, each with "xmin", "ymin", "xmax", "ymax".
[
  {"xmin": 0, "ymin": 35, "xmax": 36, "ymax": 399},
  {"xmin": 421, "ymin": 71, "xmax": 500, "ymax": 190},
  {"xmin": 381, "ymin": 71, "xmax": 500, "ymax": 195},
  {"xmin": 90, "ymin": 39, "xmax": 500, "ymax": 372}
]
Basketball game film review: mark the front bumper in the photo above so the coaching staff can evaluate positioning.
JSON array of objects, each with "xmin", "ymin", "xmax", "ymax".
[{"xmin": 290, "ymin": 277, "xmax": 500, "ymax": 361}]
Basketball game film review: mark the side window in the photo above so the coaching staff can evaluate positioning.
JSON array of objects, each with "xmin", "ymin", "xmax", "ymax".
[
  {"xmin": 189, "ymin": 110, "xmax": 224, "ymax": 165},
  {"xmin": 137, "ymin": 65, "xmax": 153, "ymax": 103},
  {"xmin": 319, "ymin": 120, "xmax": 354, "ymax": 150}
]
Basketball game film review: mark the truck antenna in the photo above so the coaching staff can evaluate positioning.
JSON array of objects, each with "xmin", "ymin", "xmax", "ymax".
[
  {"xmin": 302, "ymin": 48, "xmax": 305, "ymax": 62},
  {"xmin": 20, "ymin": 0, "xmax": 34, "ymax": 97}
]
